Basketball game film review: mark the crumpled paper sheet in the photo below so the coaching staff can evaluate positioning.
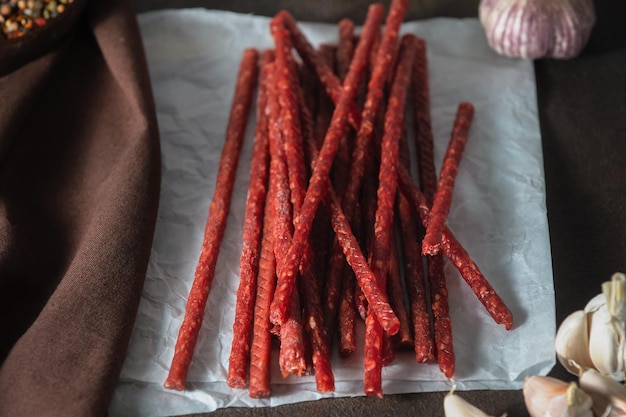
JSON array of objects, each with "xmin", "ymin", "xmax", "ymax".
[{"xmin": 110, "ymin": 8, "xmax": 555, "ymax": 417}]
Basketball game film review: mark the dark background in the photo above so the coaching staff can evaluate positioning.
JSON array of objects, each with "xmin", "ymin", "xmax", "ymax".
[{"xmin": 131, "ymin": 1, "xmax": 626, "ymax": 415}]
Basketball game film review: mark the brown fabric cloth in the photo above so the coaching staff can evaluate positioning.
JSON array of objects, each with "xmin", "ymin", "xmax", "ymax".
[{"xmin": 0, "ymin": 0, "xmax": 160, "ymax": 416}]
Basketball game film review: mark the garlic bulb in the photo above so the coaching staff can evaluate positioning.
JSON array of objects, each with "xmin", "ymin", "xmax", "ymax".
[
  {"xmin": 523, "ymin": 376, "xmax": 593, "ymax": 417},
  {"xmin": 555, "ymin": 273, "xmax": 626, "ymax": 381},
  {"xmin": 579, "ymin": 369, "xmax": 626, "ymax": 417},
  {"xmin": 478, "ymin": 0, "xmax": 596, "ymax": 59},
  {"xmin": 444, "ymin": 389, "xmax": 495, "ymax": 417}
]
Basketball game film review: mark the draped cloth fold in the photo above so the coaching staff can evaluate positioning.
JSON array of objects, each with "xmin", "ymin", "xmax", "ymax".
[{"xmin": 0, "ymin": 0, "xmax": 161, "ymax": 415}]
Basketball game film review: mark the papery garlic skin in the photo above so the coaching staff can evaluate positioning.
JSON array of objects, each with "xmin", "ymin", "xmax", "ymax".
[
  {"xmin": 523, "ymin": 376, "xmax": 593, "ymax": 417},
  {"xmin": 478, "ymin": 0, "xmax": 596, "ymax": 59},
  {"xmin": 444, "ymin": 392, "xmax": 495, "ymax": 417}
]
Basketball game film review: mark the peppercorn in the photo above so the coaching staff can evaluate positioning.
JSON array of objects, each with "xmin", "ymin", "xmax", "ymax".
[{"xmin": 0, "ymin": 0, "xmax": 70, "ymax": 39}]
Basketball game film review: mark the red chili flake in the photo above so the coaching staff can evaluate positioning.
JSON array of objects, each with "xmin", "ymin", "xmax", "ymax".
[
  {"xmin": 164, "ymin": 48, "xmax": 259, "ymax": 391},
  {"xmin": 227, "ymin": 50, "xmax": 273, "ymax": 389}
]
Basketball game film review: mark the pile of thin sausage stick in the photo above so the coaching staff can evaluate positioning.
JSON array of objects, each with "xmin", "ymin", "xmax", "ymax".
[{"xmin": 164, "ymin": 0, "xmax": 513, "ymax": 399}]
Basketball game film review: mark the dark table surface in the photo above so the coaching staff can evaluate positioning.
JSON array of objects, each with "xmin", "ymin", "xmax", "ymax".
[{"xmin": 131, "ymin": 1, "xmax": 626, "ymax": 415}]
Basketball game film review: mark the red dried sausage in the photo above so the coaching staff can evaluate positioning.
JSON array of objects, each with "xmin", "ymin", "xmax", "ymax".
[
  {"xmin": 279, "ymin": 10, "xmax": 363, "ymax": 129},
  {"xmin": 248, "ymin": 151, "xmax": 278, "ymax": 398},
  {"xmin": 296, "ymin": 75, "xmax": 335, "ymax": 392},
  {"xmin": 227, "ymin": 49, "xmax": 273, "ymax": 388},
  {"xmin": 164, "ymin": 48, "xmax": 259, "ymax": 391},
  {"xmin": 422, "ymin": 102, "xmax": 475, "ymax": 255},
  {"xmin": 342, "ymin": 0, "xmax": 407, "ymax": 233},
  {"xmin": 398, "ymin": 191, "xmax": 435, "ymax": 362},
  {"xmin": 270, "ymin": 5, "xmax": 385, "ymax": 328},
  {"xmin": 270, "ymin": 17, "xmax": 307, "ymax": 216},
  {"xmin": 387, "ymin": 231, "xmax": 412, "ymax": 348},
  {"xmin": 363, "ymin": 28, "xmax": 415, "ymax": 398},
  {"xmin": 410, "ymin": 39, "xmax": 455, "ymax": 375},
  {"xmin": 265, "ymin": 56, "xmax": 308, "ymax": 378},
  {"xmin": 397, "ymin": 166, "xmax": 514, "ymax": 330},
  {"xmin": 396, "ymin": 109, "xmax": 435, "ymax": 362},
  {"xmin": 301, "ymin": 105, "xmax": 400, "ymax": 338},
  {"xmin": 413, "ymin": 38, "xmax": 437, "ymax": 202}
]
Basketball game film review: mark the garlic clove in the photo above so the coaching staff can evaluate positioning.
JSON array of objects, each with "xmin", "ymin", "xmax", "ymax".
[
  {"xmin": 584, "ymin": 293, "xmax": 607, "ymax": 314},
  {"xmin": 579, "ymin": 368, "xmax": 626, "ymax": 398},
  {"xmin": 587, "ymin": 303, "xmax": 626, "ymax": 381},
  {"xmin": 443, "ymin": 391, "xmax": 495, "ymax": 417},
  {"xmin": 579, "ymin": 368, "xmax": 626, "ymax": 417},
  {"xmin": 546, "ymin": 382, "xmax": 594, "ymax": 417},
  {"xmin": 523, "ymin": 376, "xmax": 566, "ymax": 417},
  {"xmin": 555, "ymin": 309, "xmax": 594, "ymax": 376},
  {"xmin": 478, "ymin": 0, "xmax": 596, "ymax": 59},
  {"xmin": 606, "ymin": 398, "xmax": 626, "ymax": 417},
  {"xmin": 523, "ymin": 376, "xmax": 593, "ymax": 417}
]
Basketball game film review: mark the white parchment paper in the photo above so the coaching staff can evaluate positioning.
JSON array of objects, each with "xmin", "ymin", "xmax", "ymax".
[{"xmin": 110, "ymin": 9, "xmax": 555, "ymax": 416}]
